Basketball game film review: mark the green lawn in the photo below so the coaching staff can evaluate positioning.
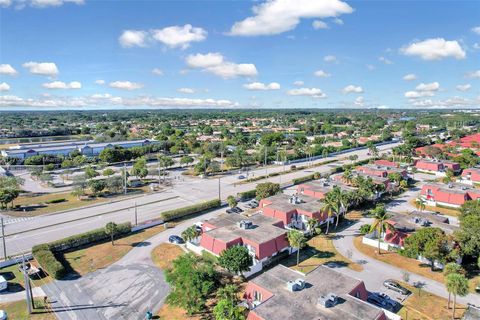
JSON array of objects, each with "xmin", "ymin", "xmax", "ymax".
[{"xmin": 0, "ymin": 298, "xmax": 55, "ymax": 320}]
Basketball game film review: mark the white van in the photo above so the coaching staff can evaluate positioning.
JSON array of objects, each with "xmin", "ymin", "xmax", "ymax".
[{"xmin": 0, "ymin": 276, "xmax": 7, "ymax": 292}]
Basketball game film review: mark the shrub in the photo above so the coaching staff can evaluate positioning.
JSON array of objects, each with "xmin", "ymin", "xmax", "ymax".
[
  {"xmin": 161, "ymin": 199, "xmax": 221, "ymax": 221},
  {"xmin": 46, "ymin": 198, "xmax": 66, "ymax": 204},
  {"xmin": 238, "ymin": 189, "xmax": 256, "ymax": 201},
  {"xmin": 292, "ymin": 173, "xmax": 318, "ymax": 185},
  {"xmin": 359, "ymin": 224, "xmax": 371, "ymax": 235},
  {"xmin": 32, "ymin": 245, "xmax": 66, "ymax": 279}
]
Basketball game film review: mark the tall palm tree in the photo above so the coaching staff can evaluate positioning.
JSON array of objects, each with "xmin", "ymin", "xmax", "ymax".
[
  {"xmin": 342, "ymin": 169, "xmax": 354, "ymax": 185},
  {"xmin": 415, "ymin": 197, "xmax": 426, "ymax": 212},
  {"xmin": 446, "ymin": 273, "xmax": 469, "ymax": 319},
  {"xmin": 443, "ymin": 263, "xmax": 463, "ymax": 309},
  {"xmin": 369, "ymin": 204, "xmax": 393, "ymax": 255},
  {"xmin": 323, "ymin": 193, "xmax": 340, "ymax": 234},
  {"xmin": 287, "ymin": 230, "xmax": 306, "ymax": 267},
  {"xmin": 306, "ymin": 218, "xmax": 318, "ymax": 236}
]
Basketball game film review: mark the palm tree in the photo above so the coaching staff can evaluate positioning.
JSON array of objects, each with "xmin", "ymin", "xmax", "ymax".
[
  {"xmin": 443, "ymin": 263, "xmax": 463, "ymax": 309},
  {"xmin": 323, "ymin": 194, "xmax": 340, "ymax": 235},
  {"xmin": 446, "ymin": 273, "xmax": 469, "ymax": 319},
  {"xmin": 287, "ymin": 230, "xmax": 306, "ymax": 267},
  {"xmin": 415, "ymin": 197, "xmax": 426, "ymax": 212},
  {"xmin": 105, "ymin": 222, "xmax": 118, "ymax": 246},
  {"xmin": 342, "ymin": 169, "xmax": 354, "ymax": 185},
  {"xmin": 369, "ymin": 204, "xmax": 393, "ymax": 255},
  {"xmin": 306, "ymin": 218, "xmax": 317, "ymax": 236}
]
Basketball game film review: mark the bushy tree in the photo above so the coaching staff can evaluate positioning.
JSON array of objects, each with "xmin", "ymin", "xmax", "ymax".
[
  {"xmin": 105, "ymin": 222, "xmax": 118, "ymax": 246},
  {"xmin": 255, "ymin": 182, "xmax": 280, "ymax": 200},
  {"xmin": 226, "ymin": 195, "xmax": 237, "ymax": 208},
  {"xmin": 455, "ymin": 201, "xmax": 480, "ymax": 257},
  {"xmin": 131, "ymin": 157, "xmax": 148, "ymax": 179},
  {"xmin": 88, "ymin": 179, "xmax": 106, "ymax": 195},
  {"xmin": 84, "ymin": 166, "xmax": 99, "ymax": 179},
  {"xmin": 219, "ymin": 246, "xmax": 252, "ymax": 275},
  {"xmin": 106, "ymin": 176, "xmax": 123, "ymax": 193},
  {"xmin": 403, "ymin": 228, "xmax": 450, "ymax": 269},
  {"xmin": 103, "ymin": 168, "xmax": 115, "ymax": 176}
]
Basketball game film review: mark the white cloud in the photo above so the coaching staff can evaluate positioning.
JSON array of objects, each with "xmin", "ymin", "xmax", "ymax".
[
  {"xmin": 151, "ymin": 24, "xmax": 207, "ymax": 49},
  {"xmin": 177, "ymin": 88, "xmax": 195, "ymax": 94},
  {"xmin": 410, "ymin": 96, "xmax": 476, "ymax": 108},
  {"xmin": 0, "ymin": 64, "xmax": 18, "ymax": 76},
  {"xmin": 473, "ymin": 43, "xmax": 480, "ymax": 50},
  {"xmin": 287, "ymin": 87, "xmax": 326, "ymax": 98},
  {"xmin": 342, "ymin": 85, "xmax": 363, "ymax": 94},
  {"xmin": 324, "ymin": 55, "xmax": 337, "ymax": 63},
  {"xmin": 466, "ymin": 70, "xmax": 480, "ymax": 79},
  {"xmin": 229, "ymin": 0, "xmax": 353, "ymax": 36},
  {"xmin": 22, "ymin": 61, "xmax": 58, "ymax": 76},
  {"xmin": 94, "ymin": 79, "xmax": 105, "ymax": 85},
  {"xmin": 456, "ymin": 84, "xmax": 471, "ymax": 92},
  {"xmin": 400, "ymin": 38, "xmax": 466, "ymax": 60},
  {"xmin": 0, "ymin": 94, "xmax": 238, "ymax": 109},
  {"xmin": 0, "ymin": 82, "xmax": 10, "ymax": 92},
  {"xmin": 109, "ymin": 81, "xmax": 144, "ymax": 90},
  {"xmin": 314, "ymin": 70, "xmax": 331, "ymax": 77},
  {"xmin": 0, "ymin": 0, "xmax": 11, "ymax": 7},
  {"xmin": 119, "ymin": 30, "xmax": 148, "ymax": 48},
  {"xmin": 42, "ymin": 81, "xmax": 81, "ymax": 89},
  {"xmin": 354, "ymin": 96, "xmax": 364, "ymax": 106},
  {"xmin": 312, "ymin": 20, "xmax": 328, "ymax": 30},
  {"xmin": 30, "ymin": 0, "xmax": 83, "ymax": 7},
  {"xmin": 366, "ymin": 64, "xmax": 375, "ymax": 71},
  {"xmin": 151, "ymin": 68, "xmax": 164, "ymax": 76},
  {"xmin": 472, "ymin": 26, "xmax": 480, "ymax": 35},
  {"xmin": 333, "ymin": 18, "xmax": 344, "ymax": 25},
  {"xmin": 185, "ymin": 52, "xmax": 257, "ymax": 79},
  {"xmin": 403, "ymin": 74, "xmax": 417, "ymax": 81},
  {"xmin": 378, "ymin": 56, "xmax": 393, "ymax": 64},
  {"xmin": 404, "ymin": 91, "xmax": 434, "ymax": 98},
  {"xmin": 415, "ymin": 82, "xmax": 440, "ymax": 91},
  {"xmin": 243, "ymin": 82, "xmax": 280, "ymax": 91},
  {"xmin": 293, "ymin": 80, "xmax": 304, "ymax": 86}
]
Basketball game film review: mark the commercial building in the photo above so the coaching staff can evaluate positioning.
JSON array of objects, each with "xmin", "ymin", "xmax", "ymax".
[
  {"xmin": 243, "ymin": 264, "xmax": 387, "ymax": 320},
  {"xmin": 420, "ymin": 183, "xmax": 480, "ymax": 208},
  {"xmin": 414, "ymin": 159, "xmax": 461, "ymax": 175},
  {"xmin": 356, "ymin": 164, "xmax": 408, "ymax": 179},
  {"xmin": 459, "ymin": 168, "xmax": 480, "ymax": 185},
  {"xmin": 296, "ymin": 179, "xmax": 357, "ymax": 200}
]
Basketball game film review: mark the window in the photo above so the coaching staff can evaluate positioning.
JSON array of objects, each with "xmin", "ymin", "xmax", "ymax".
[{"xmin": 254, "ymin": 291, "xmax": 263, "ymax": 302}]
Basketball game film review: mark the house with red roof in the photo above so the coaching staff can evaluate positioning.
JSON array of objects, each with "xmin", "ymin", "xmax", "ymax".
[
  {"xmin": 458, "ymin": 168, "xmax": 480, "ymax": 185},
  {"xmin": 199, "ymin": 213, "xmax": 290, "ymax": 276},
  {"xmin": 243, "ymin": 264, "xmax": 386, "ymax": 320},
  {"xmin": 420, "ymin": 183, "xmax": 480, "ymax": 208},
  {"xmin": 296, "ymin": 180, "xmax": 357, "ymax": 200},
  {"xmin": 414, "ymin": 159, "xmax": 461, "ymax": 175},
  {"xmin": 357, "ymin": 164, "xmax": 408, "ymax": 179},
  {"xmin": 259, "ymin": 193, "xmax": 330, "ymax": 231},
  {"xmin": 373, "ymin": 159, "xmax": 399, "ymax": 167}
]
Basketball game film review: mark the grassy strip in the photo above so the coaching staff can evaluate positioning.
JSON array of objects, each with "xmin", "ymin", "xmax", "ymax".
[{"xmin": 0, "ymin": 298, "xmax": 56, "ymax": 320}]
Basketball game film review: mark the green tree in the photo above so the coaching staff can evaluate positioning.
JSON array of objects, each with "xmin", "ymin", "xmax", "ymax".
[
  {"xmin": 106, "ymin": 176, "xmax": 123, "ymax": 193},
  {"xmin": 0, "ymin": 189, "xmax": 19, "ymax": 209},
  {"xmin": 181, "ymin": 226, "xmax": 200, "ymax": 244},
  {"xmin": 131, "ymin": 157, "xmax": 148, "ymax": 179},
  {"xmin": 403, "ymin": 228, "xmax": 450, "ymax": 269},
  {"xmin": 88, "ymin": 179, "xmax": 106, "ymax": 196},
  {"xmin": 218, "ymin": 246, "xmax": 253, "ymax": 275},
  {"xmin": 84, "ymin": 166, "xmax": 99, "ymax": 179},
  {"xmin": 226, "ymin": 195, "xmax": 238, "ymax": 209},
  {"xmin": 369, "ymin": 204, "xmax": 393, "ymax": 255},
  {"xmin": 165, "ymin": 253, "xmax": 216, "ymax": 315},
  {"xmin": 103, "ymin": 168, "xmax": 115, "ymax": 176},
  {"xmin": 443, "ymin": 262, "xmax": 463, "ymax": 309},
  {"xmin": 105, "ymin": 222, "xmax": 118, "ymax": 246},
  {"xmin": 255, "ymin": 182, "xmax": 280, "ymax": 200},
  {"xmin": 213, "ymin": 298, "xmax": 246, "ymax": 320},
  {"xmin": 415, "ymin": 197, "xmax": 426, "ymax": 212},
  {"xmin": 158, "ymin": 155, "xmax": 175, "ymax": 181},
  {"xmin": 287, "ymin": 230, "xmax": 306, "ymax": 267},
  {"xmin": 180, "ymin": 155, "xmax": 194, "ymax": 167},
  {"xmin": 445, "ymin": 273, "xmax": 469, "ymax": 319},
  {"xmin": 306, "ymin": 218, "xmax": 318, "ymax": 236}
]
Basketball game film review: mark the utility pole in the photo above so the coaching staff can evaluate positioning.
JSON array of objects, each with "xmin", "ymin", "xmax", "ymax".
[
  {"xmin": 22, "ymin": 255, "xmax": 33, "ymax": 314},
  {"xmin": 264, "ymin": 146, "xmax": 267, "ymax": 176},
  {"xmin": 134, "ymin": 202, "xmax": 138, "ymax": 226},
  {"xmin": 220, "ymin": 150, "xmax": 224, "ymax": 173},
  {"xmin": 157, "ymin": 161, "xmax": 161, "ymax": 186},
  {"xmin": 1, "ymin": 218, "xmax": 6, "ymax": 261},
  {"xmin": 218, "ymin": 177, "xmax": 221, "ymax": 201},
  {"xmin": 123, "ymin": 162, "xmax": 127, "ymax": 195}
]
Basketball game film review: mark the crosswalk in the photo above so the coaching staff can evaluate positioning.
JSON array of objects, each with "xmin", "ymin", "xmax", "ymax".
[{"xmin": 2, "ymin": 216, "xmax": 36, "ymax": 225}]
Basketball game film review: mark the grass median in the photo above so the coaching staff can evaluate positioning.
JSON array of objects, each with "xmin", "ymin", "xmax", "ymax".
[{"xmin": 0, "ymin": 298, "xmax": 55, "ymax": 320}]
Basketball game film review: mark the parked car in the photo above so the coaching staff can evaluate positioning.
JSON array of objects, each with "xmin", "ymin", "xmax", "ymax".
[
  {"xmin": 226, "ymin": 208, "xmax": 236, "ymax": 214},
  {"xmin": 0, "ymin": 276, "xmax": 7, "ymax": 292},
  {"xmin": 383, "ymin": 279, "xmax": 411, "ymax": 295},
  {"xmin": 232, "ymin": 207, "xmax": 243, "ymax": 213},
  {"xmin": 0, "ymin": 310, "xmax": 6, "ymax": 320},
  {"xmin": 367, "ymin": 293, "xmax": 397, "ymax": 311},
  {"xmin": 237, "ymin": 175, "xmax": 246, "ymax": 180},
  {"xmin": 168, "ymin": 235, "xmax": 184, "ymax": 244}
]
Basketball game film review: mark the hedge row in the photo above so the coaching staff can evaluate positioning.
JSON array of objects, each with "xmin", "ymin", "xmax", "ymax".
[
  {"xmin": 161, "ymin": 199, "xmax": 221, "ymax": 221},
  {"xmin": 238, "ymin": 189, "xmax": 256, "ymax": 200},
  {"xmin": 32, "ymin": 244, "xmax": 66, "ymax": 280},
  {"xmin": 46, "ymin": 198, "xmax": 66, "ymax": 204},
  {"xmin": 292, "ymin": 172, "xmax": 321, "ymax": 185}
]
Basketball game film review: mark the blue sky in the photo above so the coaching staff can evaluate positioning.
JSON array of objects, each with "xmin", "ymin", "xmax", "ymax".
[{"xmin": 0, "ymin": 0, "xmax": 479, "ymax": 110}]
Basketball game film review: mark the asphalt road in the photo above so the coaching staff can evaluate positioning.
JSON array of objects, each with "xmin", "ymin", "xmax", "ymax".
[{"xmin": 2, "ymin": 142, "xmax": 400, "ymax": 258}]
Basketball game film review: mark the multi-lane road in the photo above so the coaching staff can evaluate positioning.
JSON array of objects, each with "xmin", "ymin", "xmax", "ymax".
[{"xmin": 2, "ymin": 142, "xmax": 400, "ymax": 259}]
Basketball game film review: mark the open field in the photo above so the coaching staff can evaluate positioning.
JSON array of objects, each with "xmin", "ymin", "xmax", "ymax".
[
  {"xmin": 151, "ymin": 243, "xmax": 185, "ymax": 270},
  {"xmin": 0, "ymin": 298, "xmax": 56, "ymax": 320}
]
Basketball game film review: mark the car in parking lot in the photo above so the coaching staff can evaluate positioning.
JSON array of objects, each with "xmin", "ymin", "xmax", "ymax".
[
  {"xmin": 237, "ymin": 175, "xmax": 246, "ymax": 179},
  {"xmin": 232, "ymin": 207, "xmax": 243, "ymax": 213},
  {"xmin": 383, "ymin": 279, "xmax": 411, "ymax": 295},
  {"xmin": 367, "ymin": 292, "xmax": 398, "ymax": 311},
  {"xmin": 226, "ymin": 208, "xmax": 236, "ymax": 214},
  {"xmin": 168, "ymin": 235, "xmax": 184, "ymax": 244}
]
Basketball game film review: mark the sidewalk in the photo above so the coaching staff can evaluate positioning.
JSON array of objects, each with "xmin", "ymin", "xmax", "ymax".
[{"xmin": 0, "ymin": 286, "xmax": 45, "ymax": 303}]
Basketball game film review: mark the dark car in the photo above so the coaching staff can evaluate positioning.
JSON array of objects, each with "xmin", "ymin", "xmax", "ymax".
[
  {"xmin": 367, "ymin": 293, "xmax": 397, "ymax": 311},
  {"xmin": 226, "ymin": 208, "xmax": 236, "ymax": 214},
  {"xmin": 232, "ymin": 207, "xmax": 243, "ymax": 213},
  {"xmin": 383, "ymin": 279, "xmax": 411, "ymax": 295},
  {"xmin": 168, "ymin": 235, "xmax": 184, "ymax": 244}
]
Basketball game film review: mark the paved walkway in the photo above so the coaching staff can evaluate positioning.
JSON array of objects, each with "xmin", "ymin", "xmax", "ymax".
[
  {"xmin": 332, "ymin": 219, "xmax": 480, "ymax": 306},
  {"xmin": 0, "ymin": 286, "xmax": 45, "ymax": 303}
]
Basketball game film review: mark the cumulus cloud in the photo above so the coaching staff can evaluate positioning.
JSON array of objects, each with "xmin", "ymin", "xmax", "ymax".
[
  {"xmin": 466, "ymin": 70, "xmax": 480, "ymax": 79},
  {"xmin": 287, "ymin": 87, "xmax": 326, "ymax": 98},
  {"xmin": 378, "ymin": 56, "xmax": 393, "ymax": 64},
  {"xmin": 409, "ymin": 96, "xmax": 476, "ymax": 108},
  {"xmin": 177, "ymin": 87, "xmax": 195, "ymax": 94},
  {"xmin": 342, "ymin": 85, "xmax": 363, "ymax": 94},
  {"xmin": 354, "ymin": 96, "xmax": 364, "ymax": 106},
  {"xmin": 119, "ymin": 30, "xmax": 148, "ymax": 48},
  {"xmin": 416, "ymin": 82, "xmax": 440, "ymax": 91},
  {"xmin": 312, "ymin": 20, "xmax": 328, "ymax": 30},
  {"xmin": 109, "ymin": 81, "xmax": 144, "ymax": 90},
  {"xmin": 0, "ymin": 94, "xmax": 238, "ymax": 108},
  {"xmin": 243, "ymin": 82, "xmax": 280, "ymax": 91},
  {"xmin": 42, "ymin": 81, "xmax": 81, "ymax": 89},
  {"xmin": 0, "ymin": 82, "xmax": 10, "ymax": 92},
  {"xmin": 151, "ymin": 68, "xmax": 164, "ymax": 76},
  {"xmin": 314, "ymin": 70, "xmax": 331, "ymax": 77},
  {"xmin": 472, "ymin": 26, "xmax": 480, "ymax": 35},
  {"xmin": 0, "ymin": 64, "xmax": 18, "ymax": 76},
  {"xmin": 293, "ymin": 80, "xmax": 304, "ymax": 86},
  {"xmin": 151, "ymin": 24, "xmax": 207, "ymax": 49},
  {"xmin": 400, "ymin": 38, "xmax": 466, "ymax": 60},
  {"xmin": 94, "ymin": 79, "xmax": 105, "ymax": 85},
  {"xmin": 1, "ymin": 0, "xmax": 84, "ymax": 8},
  {"xmin": 404, "ymin": 82, "xmax": 439, "ymax": 98},
  {"xmin": 22, "ymin": 61, "xmax": 58, "ymax": 76},
  {"xmin": 456, "ymin": 84, "xmax": 471, "ymax": 92},
  {"xmin": 229, "ymin": 0, "xmax": 353, "ymax": 36},
  {"xmin": 324, "ymin": 55, "xmax": 337, "ymax": 63},
  {"xmin": 404, "ymin": 91, "xmax": 434, "ymax": 98},
  {"xmin": 0, "ymin": 0, "xmax": 12, "ymax": 7},
  {"xmin": 333, "ymin": 18, "xmax": 344, "ymax": 25},
  {"xmin": 403, "ymin": 74, "xmax": 417, "ymax": 81},
  {"xmin": 185, "ymin": 52, "xmax": 257, "ymax": 79}
]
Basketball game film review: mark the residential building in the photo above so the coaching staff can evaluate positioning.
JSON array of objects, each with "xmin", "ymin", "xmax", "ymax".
[
  {"xmin": 414, "ymin": 159, "xmax": 461, "ymax": 175},
  {"xmin": 243, "ymin": 264, "xmax": 387, "ymax": 320},
  {"xmin": 296, "ymin": 179, "xmax": 357, "ymax": 200},
  {"xmin": 356, "ymin": 164, "xmax": 408, "ymax": 179},
  {"xmin": 459, "ymin": 168, "xmax": 480, "ymax": 185},
  {"xmin": 420, "ymin": 183, "xmax": 480, "ymax": 208},
  {"xmin": 259, "ymin": 193, "xmax": 329, "ymax": 231},
  {"xmin": 373, "ymin": 159, "xmax": 399, "ymax": 168},
  {"xmin": 198, "ymin": 213, "xmax": 290, "ymax": 276}
]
